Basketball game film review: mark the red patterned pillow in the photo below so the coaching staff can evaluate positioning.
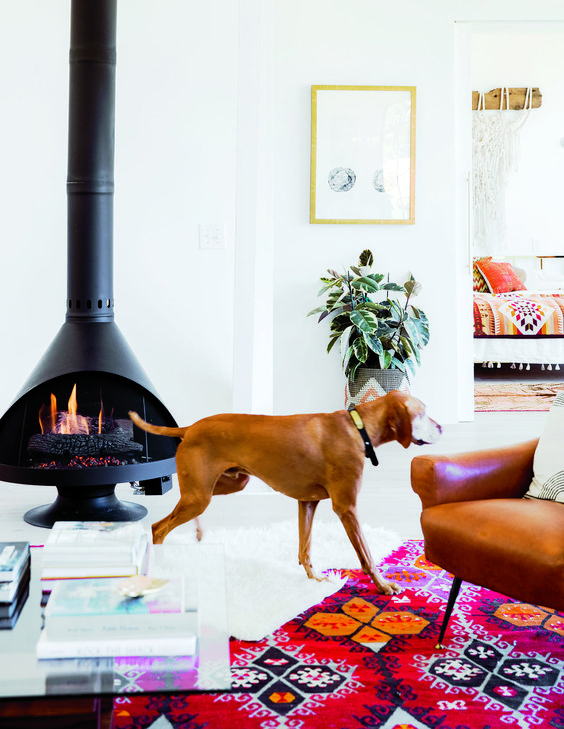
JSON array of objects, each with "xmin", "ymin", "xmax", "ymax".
[
  {"xmin": 473, "ymin": 257, "xmax": 491, "ymax": 292},
  {"xmin": 476, "ymin": 259, "xmax": 527, "ymax": 294}
]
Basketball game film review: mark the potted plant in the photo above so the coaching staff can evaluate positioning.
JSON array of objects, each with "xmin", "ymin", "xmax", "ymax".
[{"xmin": 307, "ymin": 249, "xmax": 430, "ymax": 407}]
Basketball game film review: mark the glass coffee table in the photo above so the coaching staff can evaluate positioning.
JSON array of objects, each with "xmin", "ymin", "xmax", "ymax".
[{"xmin": 0, "ymin": 544, "xmax": 231, "ymax": 703}]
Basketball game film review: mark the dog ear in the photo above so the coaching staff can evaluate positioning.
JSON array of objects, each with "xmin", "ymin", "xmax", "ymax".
[{"xmin": 388, "ymin": 401, "xmax": 413, "ymax": 449}]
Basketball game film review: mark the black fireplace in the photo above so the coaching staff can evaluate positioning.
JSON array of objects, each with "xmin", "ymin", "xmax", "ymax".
[{"xmin": 0, "ymin": 0, "xmax": 178, "ymax": 527}]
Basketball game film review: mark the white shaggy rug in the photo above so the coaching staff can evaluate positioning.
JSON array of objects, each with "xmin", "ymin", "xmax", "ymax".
[{"xmin": 165, "ymin": 519, "xmax": 402, "ymax": 641}]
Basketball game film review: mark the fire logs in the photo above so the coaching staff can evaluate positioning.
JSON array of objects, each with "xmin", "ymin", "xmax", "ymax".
[{"xmin": 28, "ymin": 431, "xmax": 143, "ymax": 458}]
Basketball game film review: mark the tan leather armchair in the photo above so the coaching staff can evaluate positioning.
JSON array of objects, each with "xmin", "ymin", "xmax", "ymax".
[{"xmin": 411, "ymin": 439, "xmax": 564, "ymax": 646}]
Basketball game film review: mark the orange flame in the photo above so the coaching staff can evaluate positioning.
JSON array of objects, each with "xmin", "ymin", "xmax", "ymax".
[
  {"xmin": 38, "ymin": 393, "xmax": 59, "ymax": 434},
  {"xmin": 60, "ymin": 384, "xmax": 89, "ymax": 435},
  {"xmin": 38, "ymin": 384, "xmax": 105, "ymax": 436},
  {"xmin": 50, "ymin": 393, "xmax": 57, "ymax": 431}
]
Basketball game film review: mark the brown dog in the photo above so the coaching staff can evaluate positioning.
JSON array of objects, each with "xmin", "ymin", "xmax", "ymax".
[{"xmin": 129, "ymin": 391, "xmax": 441, "ymax": 595}]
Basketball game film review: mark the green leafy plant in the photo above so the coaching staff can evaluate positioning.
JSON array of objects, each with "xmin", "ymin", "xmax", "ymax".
[{"xmin": 307, "ymin": 249, "xmax": 429, "ymax": 381}]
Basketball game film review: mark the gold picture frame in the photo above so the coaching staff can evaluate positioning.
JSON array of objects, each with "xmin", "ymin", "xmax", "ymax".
[{"xmin": 310, "ymin": 85, "xmax": 416, "ymax": 224}]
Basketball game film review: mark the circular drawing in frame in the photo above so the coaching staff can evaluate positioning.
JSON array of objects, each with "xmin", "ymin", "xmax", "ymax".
[
  {"xmin": 372, "ymin": 169, "xmax": 385, "ymax": 193},
  {"xmin": 328, "ymin": 167, "xmax": 356, "ymax": 192}
]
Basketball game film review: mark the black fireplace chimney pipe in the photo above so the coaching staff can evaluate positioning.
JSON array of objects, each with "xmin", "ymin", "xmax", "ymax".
[{"xmin": 67, "ymin": 0, "xmax": 116, "ymax": 322}]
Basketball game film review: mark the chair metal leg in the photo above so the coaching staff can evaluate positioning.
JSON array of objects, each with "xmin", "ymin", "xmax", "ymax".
[{"xmin": 436, "ymin": 576, "xmax": 462, "ymax": 649}]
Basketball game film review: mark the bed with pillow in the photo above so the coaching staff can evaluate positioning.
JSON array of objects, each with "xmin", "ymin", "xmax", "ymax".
[{"xmin": 473, "ymin": 257, "xmax": 564, "ymax": 368}]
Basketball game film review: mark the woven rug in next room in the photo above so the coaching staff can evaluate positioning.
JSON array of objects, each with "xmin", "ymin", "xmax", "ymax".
[
  {"xmin": 111, "ymin": 540, "xmax": 564, "ymax": 729},
  {"xmin": 475, "ymin": 381, "xmax": 564, "ymax": 411}
]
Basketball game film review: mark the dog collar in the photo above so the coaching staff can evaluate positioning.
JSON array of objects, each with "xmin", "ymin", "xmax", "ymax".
[{"xmin": 349, "ymin": 409, "xmax": 379, "ymax": 467}]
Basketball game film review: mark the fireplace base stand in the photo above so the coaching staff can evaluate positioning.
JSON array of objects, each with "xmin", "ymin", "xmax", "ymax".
[{"xmin": 24, "ymin": 483, "xmax": 148, "ymax": 528}]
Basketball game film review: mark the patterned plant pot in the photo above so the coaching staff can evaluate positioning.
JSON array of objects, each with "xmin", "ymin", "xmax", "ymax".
[{"xmin": 345, "ymin": 368, "xmax": 410, "ymax": 409}]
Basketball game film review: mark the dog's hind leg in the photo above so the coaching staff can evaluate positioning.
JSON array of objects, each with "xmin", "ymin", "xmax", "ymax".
[
  {"xmin": 194, "ymin": 517, "xmax": 203, "ymax": 541},
  {"xmin": 152, "ymin": 450, "xmax": 216, "ymax": 544},
  {"xmin": 298, "ymin": 500, "xmax": 326, "ymax": 582},
  {"xmin": 188, "ymin": 470, "xmax": 248, "ymax": 543},
  {"xmin": 152, "ymin": 495, "xmax": 211, "ymax": 544}
]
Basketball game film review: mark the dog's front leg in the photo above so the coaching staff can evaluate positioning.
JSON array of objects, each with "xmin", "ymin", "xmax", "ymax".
[
  {"xmin": 333, "ymin": 504, "xmax": 401, "ymax": 595},
  {"xmin": 298, "ymin": 500, "xmax": 326, "ymax": 582}
]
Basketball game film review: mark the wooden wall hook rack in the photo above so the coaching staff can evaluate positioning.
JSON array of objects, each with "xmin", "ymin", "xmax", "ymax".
[{"xmin": 472, "ymin": 87, "xmax": 542, "ymax": 111}]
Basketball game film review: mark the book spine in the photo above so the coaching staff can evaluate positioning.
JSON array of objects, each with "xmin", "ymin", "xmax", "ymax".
[
  {"xmin": 42, "ymin": 536, "xmax": 148, "ymax": 564},
  {"xmin": 40, "ymin": 560, "xmax": 145, "ymax": 579},
  {"xmin": 0, "ymin": 567, "xmax": 31, "ymax": 609},
  {"xmin": 0, "ymin": 584, "xmax": 30, "ymax": 627},
  {"xmin": 44, "ymin": 612, "xmax": 196, "ymax": 639},
  {"xmin": 0, "ymin": 559, "xmax": 31, "ymax": 599},
  {"xmin": 36, "ymin": 634, "xmax": 197, "ymax": 658},
  {"xmin": 0, "ymin": 581, "xmax": 21, "ymax": 601}
]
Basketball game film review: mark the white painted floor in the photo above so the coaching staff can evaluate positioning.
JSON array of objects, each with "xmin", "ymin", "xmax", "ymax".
[{"xmin": 0, "ymin": 410, "xmax": 547, "ymax": 547}]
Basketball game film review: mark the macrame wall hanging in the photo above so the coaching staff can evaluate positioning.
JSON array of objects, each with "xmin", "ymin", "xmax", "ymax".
[{"xmin": 472, "ymin": 87, "xmax": 536, "ymax": 251}]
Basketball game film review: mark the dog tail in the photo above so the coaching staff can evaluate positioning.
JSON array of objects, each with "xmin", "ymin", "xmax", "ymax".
[{"xmin": 129, "ymin": 411, "xmax": 188, "ymax": 438}]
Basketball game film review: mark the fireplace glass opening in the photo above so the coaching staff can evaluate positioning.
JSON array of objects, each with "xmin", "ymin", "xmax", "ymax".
[{"xmin": 33, "ymin": 383, "xmax": 142, "ymax": 471}]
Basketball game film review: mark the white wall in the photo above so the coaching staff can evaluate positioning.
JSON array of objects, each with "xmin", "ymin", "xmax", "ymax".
[
  {"xmin": 269, "ymin": 0, "xmax": 460, "ymax": 421},
  {"xmin": 269, "ymin": 2, "xmax": 564, "ymax": 422},
  {"xmin": 0, "ymin": 2, "xmax": 69, "ymax": 411},
  {"xmin": 472, "ymin": 24, "xmax": 564, "ymax": 277},
  {"xmin": 1, "ymin": 1, "xmax": 564, "ymax": 434},
  {"xmin": 115, "ymin": 0, "xmax": 239, "ymax": 423}
]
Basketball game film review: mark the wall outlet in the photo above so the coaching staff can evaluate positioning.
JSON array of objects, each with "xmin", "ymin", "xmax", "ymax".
[{"xmin": 199, "ymin": 223, "xmax": 226, "ymax": 250}]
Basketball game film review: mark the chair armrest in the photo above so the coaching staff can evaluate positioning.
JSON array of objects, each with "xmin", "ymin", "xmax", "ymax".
[{"xmin": 410, "ymin": 439, "xmax": 538, "ymax": 509}]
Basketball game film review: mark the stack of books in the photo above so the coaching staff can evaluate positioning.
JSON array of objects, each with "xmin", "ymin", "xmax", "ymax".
[
  {"xmin": 0, "ymin": 542, "xmax": 31, "ymax": 629},
  {"xmin": 37, "ymin": 574, "xmax": 197, "ymax": 658},
  {"xmin": 41, "ymin": 521, "xmax": 150, "ymax": 580}
]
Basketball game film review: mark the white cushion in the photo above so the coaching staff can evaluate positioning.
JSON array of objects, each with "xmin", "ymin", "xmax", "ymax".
[{"xmin": 525, "ymin": 392, "xmax": 564, "ymax": 502}]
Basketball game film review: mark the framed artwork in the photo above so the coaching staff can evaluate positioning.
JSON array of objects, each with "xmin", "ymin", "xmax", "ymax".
[{"xmin": 310, "ymin": 85, "xmax": 416, "ymax": 224}]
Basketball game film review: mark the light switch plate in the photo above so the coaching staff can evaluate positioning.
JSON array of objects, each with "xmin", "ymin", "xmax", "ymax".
[{"xmin": 199, "ymin": 224, "xmax": 226, "ymax": 249}]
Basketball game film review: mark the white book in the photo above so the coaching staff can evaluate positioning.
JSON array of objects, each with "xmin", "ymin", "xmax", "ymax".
[
  {"xmin": 41, "ymin": 532, "xmax": 149, "ymax": 580},
  {"xmin": 43, "ymin": 521, "xmax": 149, "ymax": 564},
  {"xmin": 43, "ymin": 575, "xmax": 194, "ymax": 639},
  {"xmin": 0, "ymin": 563, "xmax": 31, "ymax": 604},
  {"xmin": 41, "ymin": 561, "xmax": 145, "ymax": 580},
  {"xmin": 0, "ymin": 542, "xmax": 30, "ymax": 583},
  {"xmin": 36, "ymin": 630, "xmax": 197, "ymax": 658},
  {"xmin": 43, "ymin": 613, "xmax": 196, "ymax": 641},
  {"xmin": 38, "ymin": 575, "xmax": 197, "ymax": 658}
]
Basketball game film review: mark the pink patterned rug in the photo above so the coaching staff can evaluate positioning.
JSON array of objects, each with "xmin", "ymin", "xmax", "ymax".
[{"xmin": 111, "ymin": 540, "xmax": 564, "ymax": 729}]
